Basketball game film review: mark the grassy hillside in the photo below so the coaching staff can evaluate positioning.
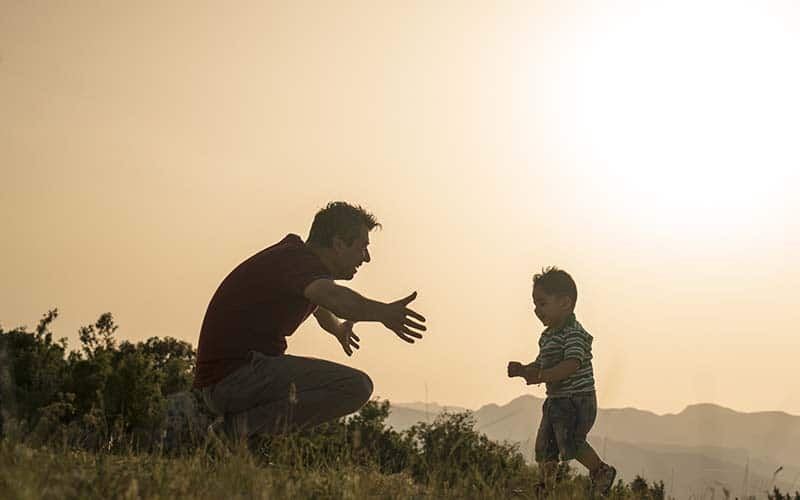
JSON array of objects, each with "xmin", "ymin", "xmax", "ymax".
[
  {"xmin": 1, "ymin": 436, "xmax": 675, "ymax": 500},
  {"xmin": 3, "ymin": 311, "xmax": 793, "ymax": 499}
]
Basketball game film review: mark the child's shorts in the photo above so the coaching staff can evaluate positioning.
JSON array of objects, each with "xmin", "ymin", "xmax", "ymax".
[{"xmin": 534, "ymin": 392, "xmax": 597, "ymax": 462}]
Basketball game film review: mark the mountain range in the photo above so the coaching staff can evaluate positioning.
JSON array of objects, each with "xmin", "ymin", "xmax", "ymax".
[{"xmin": 386, "ymin": 396, "xmax": 800, "ymax": 499}]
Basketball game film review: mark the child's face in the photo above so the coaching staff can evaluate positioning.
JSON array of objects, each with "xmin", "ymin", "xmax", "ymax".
[{"xmin": 532, "ymin": 286, "xmax": 573, "ymax": 329}]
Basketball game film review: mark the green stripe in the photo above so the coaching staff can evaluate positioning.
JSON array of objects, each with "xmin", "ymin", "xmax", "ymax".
[{"xmin": 535, "ymin": 316, "xmax": 596, "ymax": 396}]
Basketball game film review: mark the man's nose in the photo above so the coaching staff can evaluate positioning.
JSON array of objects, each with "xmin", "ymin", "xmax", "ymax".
[{"xmin": 363, "ymin": 249, "xmax": 371, "ymax": 263}]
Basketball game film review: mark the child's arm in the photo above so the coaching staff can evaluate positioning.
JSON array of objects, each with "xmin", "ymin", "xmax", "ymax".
[
  {"xmin": 524, "ymin": 359, "xmax": 580, "ymax": 385},
  {"xmin": 507, "ymin": 361, "xmax": 527, "ymax": 378},
  {"xmin": 507, "ymin": 359, "xmax": 540, "ymax": 379},
  {"xmin": 508, "ymin": 350, "xmax": 542, "ymax": 379}
]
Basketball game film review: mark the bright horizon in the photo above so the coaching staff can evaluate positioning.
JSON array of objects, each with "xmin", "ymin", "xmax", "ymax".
[{"xmin": 3, "ymin": 1, "xmax": 799, "ymax": 416}]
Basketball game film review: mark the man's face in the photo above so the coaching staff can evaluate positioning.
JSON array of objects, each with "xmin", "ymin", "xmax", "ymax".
[
  {"xmin": 331, "ymin": 225, "xmax": 371, "ymax": 280},
  {"xmin": 532, "ymin": 286, "xmax": 572, "ymax": 329}
]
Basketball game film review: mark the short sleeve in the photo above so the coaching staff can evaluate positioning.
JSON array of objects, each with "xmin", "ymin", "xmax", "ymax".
[
  {"xmin": 563, "ymin": 329, "xmax": 590, "ymax": 364},
  {"xmin": 280, "ymin": 249, "xmax": 331, "ymax": 297},
  {"xmin": 264, "ymin": 240, "xmax": 331, "ymax": 297}
]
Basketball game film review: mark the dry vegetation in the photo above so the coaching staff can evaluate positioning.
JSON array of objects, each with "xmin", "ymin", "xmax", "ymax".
[{"xmin": 0, "ymin": 310, "xmax": 757, "ymax": 499}]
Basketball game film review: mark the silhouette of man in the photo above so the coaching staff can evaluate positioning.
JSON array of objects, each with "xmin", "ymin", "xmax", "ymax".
[{"xmin": 194, "ymin": 202, "xmax": 426, "ymax": 437}]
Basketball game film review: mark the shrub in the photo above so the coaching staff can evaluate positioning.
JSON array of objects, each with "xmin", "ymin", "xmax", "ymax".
[
  {"xmin": 405, "ymin": 411, "xmax": 528, "ymax": 491},
  {"xmin": 1, "ymin": 311, "xmax": 195, "ymax": 450}
]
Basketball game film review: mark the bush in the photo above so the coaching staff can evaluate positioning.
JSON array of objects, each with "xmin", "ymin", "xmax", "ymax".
[
  {"xmin": 0, "ymin": 310, "xmax": 68, "ymax": 431},
  {"xmin": 768, "ymin": 486, "xmax": 800, "ymax": 500},
  {"xmin": 2, "ymin": 310, "xmax": 699, "ymax": 499},
  {"xmin": 405, "ymin": 411, "xmax": 529, "ymax": 491},
  {"xmin": 249, "ymin": 399, "xmax": 416, "ymax": 474},
  {"xmin": 1, "ymin": 311, "xmax": 195, "ymax": 449}
]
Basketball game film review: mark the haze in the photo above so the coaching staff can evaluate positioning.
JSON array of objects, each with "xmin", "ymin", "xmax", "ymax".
[{"xmin": 2, "ymin": 0, "xmax": 799, "ymax": 415}]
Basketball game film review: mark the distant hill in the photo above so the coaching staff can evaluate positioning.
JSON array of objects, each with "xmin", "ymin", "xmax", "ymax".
[
  {"xmin": 382, "ymin": 402, "xmax": 468, "ymax": 431},
  {"xmin": 390, "ymin": 402, "xmax": 468, "ymax": 414},
  {"xmin": 388, "ymin": 396, "xmax": 800, "ymax": 499}
]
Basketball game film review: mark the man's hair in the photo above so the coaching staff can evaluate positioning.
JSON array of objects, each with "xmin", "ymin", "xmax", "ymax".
[
  {"xmin": 532, "ymin": 266, "xmax": 578, "ymax": 305},
  {"xmin": 307, "ymin": 202, "xmax": 381, "ymax": 247}
]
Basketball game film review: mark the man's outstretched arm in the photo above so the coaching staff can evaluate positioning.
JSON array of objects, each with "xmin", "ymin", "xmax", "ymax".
[{"xmin": 304, "ymin": 279, "xmax": 426, "ymax": 343}]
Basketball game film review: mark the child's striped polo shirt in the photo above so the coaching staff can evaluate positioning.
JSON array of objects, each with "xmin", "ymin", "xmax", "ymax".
[{"xmin": 533, "ymin": 313, "xmax": 596, "ymax": 397}]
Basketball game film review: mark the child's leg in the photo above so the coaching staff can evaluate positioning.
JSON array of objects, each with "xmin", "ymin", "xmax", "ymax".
[
  {"xmin": 575, "ymin": 441, "xmax": 602, "ymax": 472},
  {"xmin": 569, "ymin": 393, "xmax": 603, "ymax": 472},
  {"xmin": 570, "ymin": 393, "xmax": 617, "ymax": 493},
  {"xmin": 550, "ymin": 393, "xmax": 609, "ymax": 474},
  {"xmin": 534, "ymin": 399, "xmax": 560, "ymax": 489},
  {"xmin": 538, "ymin": 460, "xmax": 559, "ymax": 489}
]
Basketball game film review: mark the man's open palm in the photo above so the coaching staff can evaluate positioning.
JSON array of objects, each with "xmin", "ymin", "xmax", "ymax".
[
  {"xmin": 382, "ymin": 291, "xmax": 427, "ymax": 343},
  {"xmin": 336, "ymin": 320, "xmax": 360, "ymax": 356}
]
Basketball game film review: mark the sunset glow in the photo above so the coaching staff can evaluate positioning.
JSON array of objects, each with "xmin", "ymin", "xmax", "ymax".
[
  {"xmin": 563, "ymin": 2, "xmax": 800, "ymax": 234},
  {"xmin": 3, "ymin": 1, "xmax": 800, "ymax": 419}
]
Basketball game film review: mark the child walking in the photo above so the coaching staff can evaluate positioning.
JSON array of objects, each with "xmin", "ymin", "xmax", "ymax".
[{"xmin": 508, "ymin": 267, "xmax": 616, "ymax": 496}]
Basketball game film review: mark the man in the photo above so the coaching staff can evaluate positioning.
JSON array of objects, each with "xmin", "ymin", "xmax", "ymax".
[{"xmin": 194, "ymin": 202, "xmax": 426, "ymax": 438}]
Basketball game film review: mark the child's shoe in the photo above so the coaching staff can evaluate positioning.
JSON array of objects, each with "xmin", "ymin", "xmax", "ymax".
[{"xmin": 591, "ymin": 463, "xmax": 617, "ymax": 496}]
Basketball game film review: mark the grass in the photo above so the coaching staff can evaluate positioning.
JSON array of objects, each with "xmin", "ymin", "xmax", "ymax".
[
  {"xmin": 0, "ymin": 440, "xmax": 427, "ymax": 500},
  {"xmin": 0, "ymin": 438, "xmax": 627, "ymax": 500},
  {"xmin": 0, "ymin": 397, "xmax": 659, "ymax": 499}
]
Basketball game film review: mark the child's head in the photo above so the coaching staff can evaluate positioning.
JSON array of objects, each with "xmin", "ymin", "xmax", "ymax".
[{"xmin": 532, "ymin": 266, "xmax": 577, "ymax": 329}]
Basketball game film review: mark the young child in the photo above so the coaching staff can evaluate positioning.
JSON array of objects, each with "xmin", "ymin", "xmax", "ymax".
[{"xmin": 507, "ymin": 266, "xmax": 616, "ymax": 495}]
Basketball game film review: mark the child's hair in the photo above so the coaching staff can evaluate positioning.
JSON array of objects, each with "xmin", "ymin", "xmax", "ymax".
[{"xmin": 532, "ymin": 266, "xmax": 577, "ymax": 306}]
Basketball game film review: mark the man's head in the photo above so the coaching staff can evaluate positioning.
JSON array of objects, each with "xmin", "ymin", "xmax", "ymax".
[
  {"xmin": 306, "ymin": 202, "xmax": 381, "ymax": 280},
  {"xmin": 531, "ymin": 266, "xmax": 577, "ymax": 329}
]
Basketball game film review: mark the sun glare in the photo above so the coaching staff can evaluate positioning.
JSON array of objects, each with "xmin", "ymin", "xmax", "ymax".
[{"xmin": 551, "ymin": 2, "xmax": 800, "ymax": 234}]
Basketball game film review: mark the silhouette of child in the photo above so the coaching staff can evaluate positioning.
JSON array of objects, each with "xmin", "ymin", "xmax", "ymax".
[{"xmin": 507, "ymin": 266, "xmax": 617, "ymax": 495}]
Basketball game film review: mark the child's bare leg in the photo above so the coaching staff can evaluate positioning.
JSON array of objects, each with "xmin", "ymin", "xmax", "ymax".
[
  {"xmin": 575, "ymin": 443, "xmax": 602, "ymax": 472},
  {"xmin": 576, "ymin": 442, "xmax": 617, "ymax": 494}
]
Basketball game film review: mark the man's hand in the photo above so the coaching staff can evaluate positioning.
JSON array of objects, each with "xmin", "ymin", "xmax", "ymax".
[
  {"xmin": 507, "ymin": 361, "xmax": 525, "ymax": 378},
  {"xmin": 380, "ymin": 291, "xmax": 426, "ymax": 343},
  {"xmin": 334, "ymin": 320, "xmax": 360, "ymax": 356}
]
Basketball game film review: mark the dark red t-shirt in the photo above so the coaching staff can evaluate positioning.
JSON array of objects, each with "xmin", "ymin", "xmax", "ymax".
[{"xmin": 193, "ymin": 234, "xmax": 331, "ymax": 388}]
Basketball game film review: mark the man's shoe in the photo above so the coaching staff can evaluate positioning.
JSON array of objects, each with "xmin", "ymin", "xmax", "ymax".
[{"xmin": 160, "ymin": 390, "xmax": 214, "ymax": 452}]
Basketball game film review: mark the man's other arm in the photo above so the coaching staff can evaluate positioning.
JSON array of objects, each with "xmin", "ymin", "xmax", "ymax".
[
  {"xmin": 313, "ymin": 306, "xmax": 343, "ymax": 335},
  {"xmin": 313, "ymin": 306, "xmax": 360, "ymax": 356}
]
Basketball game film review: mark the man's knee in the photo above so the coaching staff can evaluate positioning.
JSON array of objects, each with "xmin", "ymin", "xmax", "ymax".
[{"xmin": 350, "ymin": 370, "xmax": 373, "ymax": 408}]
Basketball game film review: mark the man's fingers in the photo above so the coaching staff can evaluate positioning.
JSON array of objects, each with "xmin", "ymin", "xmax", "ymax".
[
  {"xmin": 350, "ymin": 338, "xmax": 360, "ymax": 349},
  {"xmin": 398, "ymin": 326, "xmax": 423, "ymax": 339},
  {"xmin": 393, "ymin": 329, "xmax": 416, "ymax": 343},
  {"xmin": 404, "ymin": 308, "xmax": 426, "ymax": 323},
  {"xmin": 351, "ymin": 332, "xmax": 360, "ymax": 342},
  {"xmin": 403, "ymin": 318, "xmax": 426, "ymax": 331},
  {"xmin": 399, "ymin": 291, "xmax": 417, "ymax": 305}
]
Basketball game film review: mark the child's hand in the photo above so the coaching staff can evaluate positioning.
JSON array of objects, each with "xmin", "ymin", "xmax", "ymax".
[
  {"xmin": 507, "ymin": 361, "xmax": 524, "ymax": 378},
  {"xmin": 523, "ymin": 368, "xmax": 541, "ymax": 385}
]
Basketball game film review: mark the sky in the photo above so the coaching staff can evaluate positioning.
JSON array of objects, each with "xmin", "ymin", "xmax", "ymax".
[{"xmin": 3, "ymin": 0, "xmax": 800, "ymax": 416}]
